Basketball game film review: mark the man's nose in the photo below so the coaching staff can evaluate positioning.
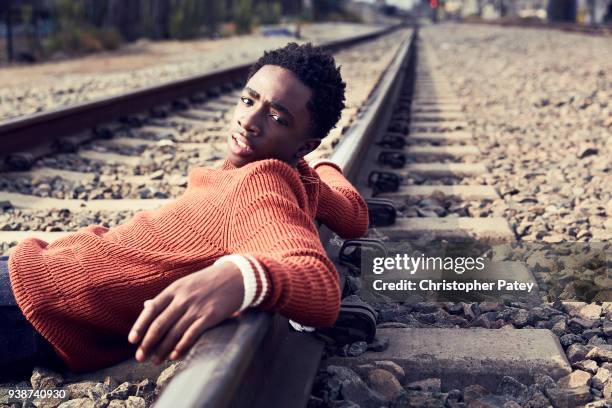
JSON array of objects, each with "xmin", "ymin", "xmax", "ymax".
[{"xmin": 238, "ymin": 111, "xmax": 261, "ymax": 136}]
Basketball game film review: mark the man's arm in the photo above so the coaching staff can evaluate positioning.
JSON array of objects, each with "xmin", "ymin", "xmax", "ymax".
[
  {"xmin": 128, "ymin": 161, "xmax": 343, "ymax": 363},
  {"xmin": 229, "ymin": 162, "xmax": 342, "ymax": 328},
  {"xmin": 310, "ymin": 159, "xmax": 369, "ymax": 239}
]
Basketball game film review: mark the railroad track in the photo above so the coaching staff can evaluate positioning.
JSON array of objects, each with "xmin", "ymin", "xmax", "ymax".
[
  {"xmin": 463, "ymin": 19, "xmax": 612, "ymax": 36},
  {"xmin": 1, "ymin": 23, "xmax": 610, "ymax": 408}
]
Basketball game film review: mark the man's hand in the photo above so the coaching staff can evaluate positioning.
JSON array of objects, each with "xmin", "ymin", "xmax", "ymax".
[{"xmin": 127, "ymin": 261, "xmax": 244, "ymax": 364}]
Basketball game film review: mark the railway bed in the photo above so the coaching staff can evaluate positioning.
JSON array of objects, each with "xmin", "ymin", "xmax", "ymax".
[{"xmin": 1, "ymin": 24, "xmax": 610, "ymax": 408}]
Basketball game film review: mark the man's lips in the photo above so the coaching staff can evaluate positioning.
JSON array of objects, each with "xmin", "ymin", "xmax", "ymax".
[{"xmin": 230, "ymin": 133, "xmax": 254, "ymax": 156}]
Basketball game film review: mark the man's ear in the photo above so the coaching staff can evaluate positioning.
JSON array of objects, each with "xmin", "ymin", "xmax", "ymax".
[{"xmin": 295, "ymin": 138, "xmax": 321, "ymax": 159}]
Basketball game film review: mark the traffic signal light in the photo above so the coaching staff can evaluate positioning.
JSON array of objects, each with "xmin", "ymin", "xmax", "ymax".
[{"xmin": 430, "ymin": 0, "xmax": 438, "ymax": 8}]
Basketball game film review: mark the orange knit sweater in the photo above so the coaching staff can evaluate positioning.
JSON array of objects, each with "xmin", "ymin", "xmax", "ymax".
[{"xmin": 8, "ymin": 158, "xmax": 368, "ymax": 372}]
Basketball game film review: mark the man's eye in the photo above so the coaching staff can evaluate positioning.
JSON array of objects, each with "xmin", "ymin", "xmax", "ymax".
[
  {"xmin": 270, "ymin": 114, "xmax": 287, "ymax": 125},
  {"xmin": 241, "ymin": 97, "xmax": 252, "ymax": 105}
]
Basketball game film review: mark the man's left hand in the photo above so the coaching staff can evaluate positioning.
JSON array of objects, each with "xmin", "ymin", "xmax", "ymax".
[{"xmin": 127, "ymin": 261, "xmax": 244, "ymax": 364}]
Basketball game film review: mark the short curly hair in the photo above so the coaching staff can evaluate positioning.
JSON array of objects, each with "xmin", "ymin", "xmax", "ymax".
[{"xmin": 247, "ymin": 42, "xmax": 346, "ymax": 140}]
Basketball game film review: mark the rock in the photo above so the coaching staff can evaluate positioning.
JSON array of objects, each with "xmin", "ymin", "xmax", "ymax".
[
  {"xmin": 463, "ymin": 384, "xmax": 490, "ymax": 403},
  {"xmin": 560, "ymin": 333, "xmax": 583, "ymax": 347},
  {"xmin": 573, "ymin": 360, "xmax": 599, "ymax": 374},
  {"xmin": 566, "ymin": 344, "xmax": 594, "ymax": 364},
  {"xmin": 340, "ymin": 341, "xmax": 368, "ymax": 357},
  {"xmin": 327, "ymin": 366, "xmax": 386, "ymax": 408},
  {"xmin": 86, "ymin": 383, "xmax": 111, "ymax": 401},
  {"xmin": 526, "ymin": 253, "xmax": 555, "ymax": 272},
  {"xmin": 367, "ymin": 337, "xmax": 390, "ymax": 352},
  {"xmin": 58, "ymin": 399, "xmax": 95, "ymax": 408},
  {"xmin": 556, "ymin": 370, "xmax": 591, "ymax": 388},
  {"xmin": 585, "ymin": 346, "xmax": 612, "ymax": 363},
  {"xmin": 603, "ymin": 381, "xmax": 612, "ymax": 399},
  {"xmin": 149, "ymin": 170, "xmax": 164, "ymax": 180},
  {"xmin": 577, "ymin": 145, "xmax": 598, "ymax": 159},
  {"xmin": 511, "ymin": 309, "xmax": 529, "ymax": 328},
  {"xmin": 64, "ymin": 382, "xmax": 98, "ymax": 399},
  {"xmin": 133, "ymin": 379, "xmax": 154, "ymax": 397},
  {"xmin": 445, "ymin": 389, "xmax": 463, "ymax": 405},
  {"xmin": 373, "ymin": 361, "xmax": 405, "ymax": 382},
  {"xmin": 468, "ymin": 395, "xmax": 511, "ymax": 408},
  {"xmin": 582, "ymin": 329, "xmax": 603, "ymax": 340},
  {"xmin": 124, "ymin": 397, "xmax": 145, "ymax": 408},
  {"xmin": 31, "ymin": 367, "xmax": 63, "ymax": 390},
  {"xmin": 578, "ymin": 304, "xmax": 602, "ymax": 320},
  {"xmin": 544, "ymin": 385, "xmax": 593, "ymax": 408},
  {"xmin": 496, "ymin": 376, "xmax": 530, "ymax": 404},
  {"xmin": 568, "ymin": 317, "xmax": 595, "ymax": 332},
  {"xmin": 366, "ymin": 369, "xmax": 404, "ymax": 401},
  {"xmin": 327, "ymin": 365, "xmax": 361, "ymax": 383},
  {"xmin": 551, "ymin": 320, "xmax": 567, "ymax": 337},
  {"xmin": 155, "ymin": 362, "xmax": 182, "ymax": 391},
  {"xmin": 533, "ymin": 373, "xmax": 556, "ymax": 392},
  {"xmin": 406, "ymin": 378, "xmax": 441, "ymax": 393},
  {"xmin": 590, "ymin": 367, "xmax": 610, "ymax": 390},
  {"xmin": 523, "ymin": 391, "xmax": 550, "ymax": 408},
  {"xmin": 108, "ymin": 382, "xmax": 136, "ymax": 400},
  {"xmin": 107, "ymin": 401, "xmax": 126, "ymax": 408},
  {"xmin": 603, "ymin": 321, "xmax": 612, "ymax": 338}
]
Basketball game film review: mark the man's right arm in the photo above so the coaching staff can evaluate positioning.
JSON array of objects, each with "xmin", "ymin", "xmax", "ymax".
[{"xmin": 310, "ymin": 159, "xmax": 369, "ymax": 239}]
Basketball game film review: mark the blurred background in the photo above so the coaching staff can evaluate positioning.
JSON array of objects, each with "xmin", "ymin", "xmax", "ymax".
[
  {"xmin": 1, "ymin": 0, "xmax": 611, "ymax": 64},
  {"xmin": 0, "ymin": 0, "xmax": 407, "ymax": 64}
]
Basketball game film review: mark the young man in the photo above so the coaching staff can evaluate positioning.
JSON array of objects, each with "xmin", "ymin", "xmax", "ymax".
[{"xmin": 1, "ymin": 43, "xmax": 369, "ymax": 376}]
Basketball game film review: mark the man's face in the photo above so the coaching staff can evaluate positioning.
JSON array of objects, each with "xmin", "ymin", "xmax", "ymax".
[{"xmin": 227, "ymin": 64, "xmax": 320, "ymax": 167}]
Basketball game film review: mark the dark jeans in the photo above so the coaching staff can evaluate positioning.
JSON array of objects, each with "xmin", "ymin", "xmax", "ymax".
[{"xmin": 0, "ymin": 256, "xmax": 65, "ymax": 380}]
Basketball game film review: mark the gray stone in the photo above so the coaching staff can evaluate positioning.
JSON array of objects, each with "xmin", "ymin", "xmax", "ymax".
[
  {"xmin": 565, "ymin": 344, "xmax": 594, "ymax": 364},
  {"xmin": 560, "ymin": 333, "xmax": 583, "ymax": 347},
  {"xmin": 155, "ymin": 362, "xmax": 183, "ymax": 391},
  {"xmin": 86, "ymin": 384, "xmax": 111, "ymax": 401},
  {"xmin": 108, "ymin": 382, "xmax": 135, "ymax": 400},
  {"xmin": 57, "ymin": 399, "xmax": 94, "ymax": 408},
  {"xmin": 445, "ymin": 389, "xmax": 463, "ymax": 405},
  {"xmin": 603, "ymin": 381, "xmax": 612, "ymax": 399},
  {"xmin": 366, "ymin": 369, "xmax": 404, "ymax": 401},
  {"xmin": 556, "ymin": 370, "xmax": 591, "ymax": 388},
  {"xmin": 463, "ymin": 384, "xmax": 490, "ymax": 404},
  {"xmin": 568, "ymin": 317, "xmax": 595, "ymax": 332},
  {"xmin": 590, "ymin": 367, "xmax": 610, "ymax": 390},
  {"xmin": 124, "ymin": 397, "xmax": 145, "ymax": 408},
  {"xmin": 544, "ymin": 385, "xmax": 593, "ymax": 408},
  {"xmin": 496, "ymin": 376, "xmax": 530, "ymax": 404},
  {"xmin": 64, "ymin": 382, "xmax": 97, "ymax": 399},
  {"xmin": 367, "ymin": 337, "xmax": 390, "ymax": 352},
  {"xmin": 107, "ymin": 401, "xmax": 125, "ymax": 408},
  {"xmin": 406, "ymin": 378, "xmax": 441, "ymax": 393},
  {"xmin": 342, "ymin": 341, "xmax": 368, "ymax": 357},
  {"xmin": 603, "ymin": 321, "xmax": 612, "ymax": 338},
  {"xmin": 533, "ymin": 373, "xmax": 556, "ymax": 392},
  {"xmin": 577, "ymin": 145, "xmax": 598, "ymax": 159},
  {"xmin": 373, "ymin": 360, "xmax": 405, "ymax": 382},
  {"xmin": 551, "ymin": 320, "xmax": 567, "ymax": 337},
  {"xmin": 468, "ymin": 395, "xmax": 511, "ymax": 408},
  {"xmin": 573, "ymin": 359, "xmax": 599, "ymax": 374},
  {"xmin": 523, "ymin": 391, "xmax": 550, "ymax": 408},
  {"xmin": 328, "ymin": 367, "xmax": 386, "ymax": 408},
  {"xmin": 31, "ymin": 367, "xmax": 63, "ymax": 390},
  {"xmin": 586, "ymin": 346, "xmax": 612, "ymax": 363}
]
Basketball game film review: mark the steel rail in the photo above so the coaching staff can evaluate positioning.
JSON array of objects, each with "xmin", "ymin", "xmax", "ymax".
[
  {"xmin": 153, "ymin": 29, "xmax": 417, "ymax": 408},
  {"xmin": 463, "ymin": 19, "xmax": 612, "ymax": 36},
  {"xmin": 0, "ymin": 25, "xmax": 400, "ymax": 156}
]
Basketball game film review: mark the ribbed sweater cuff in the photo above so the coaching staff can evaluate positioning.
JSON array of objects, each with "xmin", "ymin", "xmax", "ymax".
[
  {"xmin": 309, "ymin": 159, "xmax": 343, "ymax": 174},
  {"xmin": 214, "ymin": 254, "xmax": 269, "ymax": 311}
]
